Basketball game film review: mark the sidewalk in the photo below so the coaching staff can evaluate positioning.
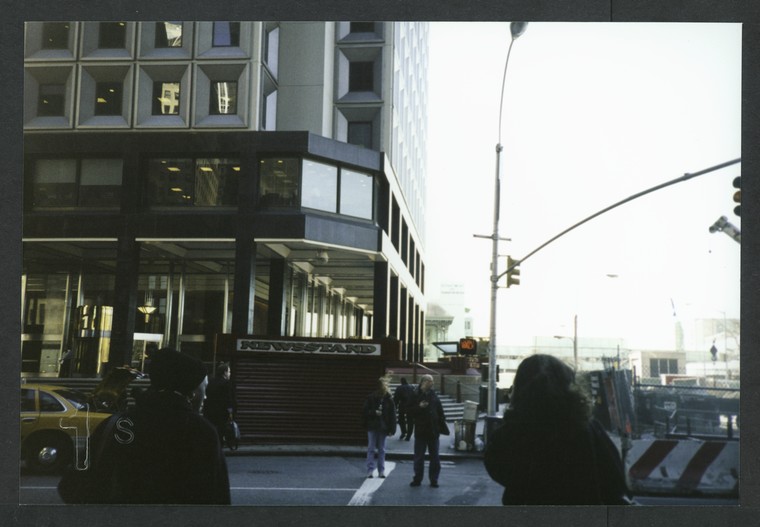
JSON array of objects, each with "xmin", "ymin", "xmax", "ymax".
[{"xmin": 226, "ymin": 416, "xmax": 491, "ymax": 461}]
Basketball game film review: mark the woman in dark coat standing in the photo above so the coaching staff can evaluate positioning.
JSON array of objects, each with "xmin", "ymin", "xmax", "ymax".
[
  {"xmin": 361, "ymin": 377, "xmax": 397, "ymax": 478},
  {"xmin": 203, "ymin": 362, "xmax": 236, "ymax": 444},
  {"xmin": 484, "ymin": 354, "xmax": 631, "ymax": 505}
]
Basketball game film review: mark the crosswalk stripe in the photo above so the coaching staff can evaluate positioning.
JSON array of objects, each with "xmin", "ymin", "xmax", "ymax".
[{"xmin": 347, "ymin": 461, "xmax": 396, "ymax": 506}]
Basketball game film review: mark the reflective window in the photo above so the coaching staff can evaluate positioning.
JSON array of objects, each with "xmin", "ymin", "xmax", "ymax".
[
  {"xmin": 147, "ymin": 157, "xmax": 239, "ymax": 207},
  {"xmin": 99, "ymin": 22, "xmax": 127, "ymax": 48},
  {"xmin": 79, "ymin": 158, "xmax": 123, "ymax": 207},
  {"xmin": 264, "ymin": 27, "xmax": 280, "ymax": 77},
  {"xmin": 261, "ymin": 89, "xmax": 277, "ymax": 130},
  {"xmin": 350, "ymin": 22, "xmax": 375, "ymax": 33},
  {"xmin": 152, "ymin": 81, "xmax": 180, "ymax": 115},
  {"xmin": 259, "ymin": 158, "xmax": 299, "ymax": 207},
  {"xmin": 301, "ymin": 160, "xmax": 337, "ymax": 213},
  {"xmin": 210, "ymin": 81, "xmax": 237, "ymax": 115},
  {"xmin": 33, "ymin": 159, "xmax": 77, "ymax": 207},
  {"xmin": 42, "ymin": 23, "xmax": 70, "ymax": 49},
  {"xmin": 340, "ymin": 169, "xmax": 373, "ymax": 220},
  {"xmin": 39, "ymin": 391, "xmax": 65, "ymax": 412},
  {"xmin": 347, "ymin": 122, "xmax": 372, "ymax": 149},
  {"xmin": 94, "ymin": 82, "xmax": 122, "ymax": 116},
  {"xmin": 155, "ymin": 22, "xmax": 183, "ymax": 48},
  {"xmin": 38, "ymin": 84, "xmax": 65, "ymax": 117},
  {"xmin": 21, "ymin": 389, "xmax": 36, "ymax": 412},
  {"xmin": 349, "ymin": 62, "xmax": 374, "ymax": 92},
  {"xmin": 213, "ymin": 22, "xmax": 240, "ymax": 47}
]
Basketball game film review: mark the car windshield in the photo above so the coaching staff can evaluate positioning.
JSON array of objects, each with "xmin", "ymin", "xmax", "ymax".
[{"xmin": 51, "ymin": 388, "xmax": 90, "ymax": 411}]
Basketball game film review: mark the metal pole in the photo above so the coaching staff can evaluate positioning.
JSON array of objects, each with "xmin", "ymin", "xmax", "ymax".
[{"xmin": 573, "ymin": 314, "xmax": 578, "ymax": 371}]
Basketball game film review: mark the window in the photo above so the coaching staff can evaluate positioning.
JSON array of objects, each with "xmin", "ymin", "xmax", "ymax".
[
  {"xmin": 39, "ymin": 391, "xmax": 65, "ymax": 412},
  {"xmin": 155, "ymin": 22, "xmax": 183, "ymax": 48},
  {"xmin": 213, "ymin": 22, "xmax": 240, "ymax": 47},
  {"xmin": 147, "ymin": 157, "xmax": 239, "ymax": 207},
  {"xmin": 650, "ymin": 358, "xmax": 679, "ymax": 377},
  {"xmin": 259, "ymin": 158, "xmax": 299, "ymax": 208},
  {"xmin": 37, "ymin": 84, "xmax": 65, "ymax": 117},
  {"xmin": 349, "ymin": 62, "xmax": 374, "ymax": 92},
  {"xmin": 347, "ymin": 122, "xmax": 372, "ymax": 149},
  {"xmin": 262, "ymin": 89, "xmax": 277, "ymax": 130},
  {"xmin": 152, "ymin": 81, "xmax": 180, "ymax": 115},
  {"xmin": 99, "ymin": 22, "xmax": 127, "ymax": 48},
  {"xmin": 340, "ymin": 169, "xmax": 373, "ymax": 220},
  {"xmin": 301, "ymin": 160, "xmax": 338, "ymax": 213},
  {"xmin": 210, "ymin": 81, "xmax": 237, "ymax": 115},
  {"xmin": 32, "ymin": 158, "xmax": 123, "ymax": 209},
  {"xmin": 264, "ymin": 26, "xmax": 280, "ymax": 77},
  {"xmin": 94, "ymin": 82, "xmax": 122, "ymax": 116},
  {"xmin": 42, "ymin": 23, "xmax": 70, "ymax": 49},
  {"xmin": 350, "ymin": 22, "xmax": 375, "ymax": 33},
  {"xmin": 21, "ymin": 389, "xmax": 36, "ymax": 412}
]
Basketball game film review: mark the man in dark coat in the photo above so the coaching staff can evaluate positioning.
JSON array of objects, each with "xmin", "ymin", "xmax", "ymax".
[
  {"xmin": 204, "ymin": 361, "xmax": 236, "ymax": 445},
  {"xmin": 393, "ymin": 377, "xmax": 415, "ymax": 440},
  {"xmin": 406, "ymin": 374, "xmax": 447, "ymax": 487},
  {"xmin": 58, "ymin": 348, "xmax": 231, "ymax": 505}
]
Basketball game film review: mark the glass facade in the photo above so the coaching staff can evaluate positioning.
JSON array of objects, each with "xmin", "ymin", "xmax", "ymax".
[
  {"xmin": 152, "ymin": 81, "xmax": 180, "ymax": 115},
  {"xmin": 210, "ymin": 81, "xmax": 237, "ymax": 115},
  {"xmin": 340, "ymin": 168, "xmax": 373, "ymax": 220},
  {"xmin": 99, "ymin": 22, "xmax": 126, "ymax": 48},
  {"xmin": 147, "ymin": 157, "xmax": 239, "ymax": 207},
  {"xmin": 94, "ymin": 82, "xmax": 122, "ymax": 116},
  {"xmin": 42, "ymin": 23, "xmax": 70, "ymax": 49},
  {"xmin": 212, "ymin": 22, "xmax": 240, "ymax": 47},
  {"xmin": 156, "ymin": 22, "xmax": 183, "ymax": 48},
  {"xmin": 259, "ymin": 157, "xmax": 299, "ymax": 207},
  {"xmin": 38, "ymin": 84, "xmax": 65, "ymax": 117},
  {"xmin": 301, "ymin": 160, "xmax": 337, "ymax": 213}
]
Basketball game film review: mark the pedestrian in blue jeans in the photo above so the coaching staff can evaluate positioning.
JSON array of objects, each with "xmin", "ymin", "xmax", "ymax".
[
  {"xmin": 407, "ymin": 374, "xmax": 448, "ymax": 487},
  {"xmin": 361, "ymin": 377, "xmax": 397, "ymax": 478}
]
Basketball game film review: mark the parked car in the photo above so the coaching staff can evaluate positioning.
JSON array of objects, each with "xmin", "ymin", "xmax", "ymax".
[
  {"xmin": 20, "ymin": 367, "xmax": 144, "ymax": 473},
  {"xmin": 20, "ymin": 383, "xmax": 113, "ymax": 473}
]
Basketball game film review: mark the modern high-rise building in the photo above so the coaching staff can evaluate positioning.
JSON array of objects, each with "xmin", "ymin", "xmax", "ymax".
[{"xmin": 22, "ymin": 20, "xmax": 427, "ymax": 424}]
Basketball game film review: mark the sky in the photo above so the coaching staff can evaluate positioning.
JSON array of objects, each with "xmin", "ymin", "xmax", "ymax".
[{"xmin": 425, "ymin": 22, "xmax": 741, "ymax": 352}]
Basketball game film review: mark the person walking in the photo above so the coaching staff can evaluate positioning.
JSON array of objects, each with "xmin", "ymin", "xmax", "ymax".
[
  {"xmin": 407, "ymin": 374, "xmax": 448, "ymax": 488},
  {"xmin": 204, "ymin": 361, "xmax": 236, "ymax": 445},
  {"xmin": 393, "ymin": 377, "xmax": 415, "ymax": 440},
  {"xmin": 58, "ymin": 347, "xmax": 230, "ymax": 504},
  {"xmin": 484, "ymin": 354, "xmax": 632, "ymax": 505},
  {"xmin": 361, "ymin": 377, "xmax": 397, "ymax": 478}
]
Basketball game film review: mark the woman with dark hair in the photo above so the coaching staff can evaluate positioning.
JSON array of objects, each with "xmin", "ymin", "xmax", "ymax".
[{"xmin": 484, "ymin": 354, "xmax": 631, "ymax": 505}]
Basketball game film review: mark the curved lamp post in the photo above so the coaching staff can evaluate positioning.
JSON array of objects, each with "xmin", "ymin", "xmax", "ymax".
[{"xmin": 486, "ymin": 22, "xmax": 528, "ymax": 418}]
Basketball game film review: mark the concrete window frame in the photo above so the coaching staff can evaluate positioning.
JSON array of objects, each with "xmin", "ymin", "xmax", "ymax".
[
  {"xmin": 25, "ymin": 22, "xmax": 78, "ymax": 61},
  {"xmin": 135, "ymin": 63, "xmax": 191, "ymax": 128},
  {"xmin": 138, "ymin": 21, "xmax": 194, "ymax": 61},
  {"xmin": 334, "ymin": 105, "xmax": 381, "ymax": 150},
  {"xmin": 193, "ymin": 62, "xmax": 249, "ymax": 128},
  {"xmin": 24, "ymin": 65, "xmax": 75, "ymax": 129},
  {"xmin": 77, "ymin": 64, "xmax": 133, "ymax": 128},
  {"xmin": 80, "ymin": 22, "xmax": 136, "ymax": 60},
  {"xmin": 335, "ymin": 46, "xmax": 382, "ymax": 102}
]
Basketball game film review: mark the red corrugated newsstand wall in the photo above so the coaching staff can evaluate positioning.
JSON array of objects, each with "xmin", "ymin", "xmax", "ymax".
[{"xmin": 214, "ymin": 335, "xmax": 401, "ymax": 445}]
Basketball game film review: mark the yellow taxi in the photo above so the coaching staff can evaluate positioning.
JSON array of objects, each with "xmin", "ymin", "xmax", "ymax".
[{"xmin": 20, "ymin": 383, "xmax": 114, "ymax": 473}]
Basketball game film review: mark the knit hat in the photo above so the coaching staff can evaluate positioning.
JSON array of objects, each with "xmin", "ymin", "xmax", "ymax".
[{"xmin": 148, "ymin": 348, "xmax": 208, "ymax": 395}]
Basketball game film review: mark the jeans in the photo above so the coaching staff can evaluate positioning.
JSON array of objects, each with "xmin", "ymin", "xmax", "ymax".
[
  {"xmin": 366, "ymin": 430, "xmax": 388, "ymax": 474},
  {"xmin": 413, "ymin": 435, "xmax": 441, "ymax": 483}
]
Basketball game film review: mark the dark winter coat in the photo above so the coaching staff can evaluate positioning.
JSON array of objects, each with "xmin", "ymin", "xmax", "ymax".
[
  {"xmin": 203, "ymin": 377, "xmax": 236, "ymax": 428},
  {"xmin": 484, "ymin": 411, "xmax": 630, "ymax": 505},
  {"xmin": 58, "ymin": 389, "xmax": 230, "ymax": 505},
  {"xmin": 361, "ymin": 392, "xmax": 397, "ymax": 435},
  {"xmin": 393, "ymin": 383, "xmax": 415, "ymax": 413},
  {"xmin": 406, "ymin": 387, "xmax": 446, "ymax": 439}
]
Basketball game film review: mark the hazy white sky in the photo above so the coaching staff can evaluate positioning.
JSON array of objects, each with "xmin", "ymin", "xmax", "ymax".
[{"xmin": 425, "ymin": 22, "xmax": 741, "ymax": 350}]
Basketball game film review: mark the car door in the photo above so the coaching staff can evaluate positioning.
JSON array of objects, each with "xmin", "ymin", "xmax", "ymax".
[{"xmin": 20, "ymin": 387, "xmax": 40, "ymax": 440}]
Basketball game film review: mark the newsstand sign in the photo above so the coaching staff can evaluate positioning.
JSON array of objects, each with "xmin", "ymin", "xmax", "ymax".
[{"xmin": 236, "ymin": 338, "xmax": 381, "ymax": 356}]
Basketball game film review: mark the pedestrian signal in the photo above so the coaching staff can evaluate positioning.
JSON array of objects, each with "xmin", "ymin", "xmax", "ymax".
[{"xmin": 458, "ymin": 338, "xmax": 477, "ymax": 356}]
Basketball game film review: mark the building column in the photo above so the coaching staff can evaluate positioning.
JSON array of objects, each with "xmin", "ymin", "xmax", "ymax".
[
  {"xmin": 399, "ymin": 286, "xmax": 409, "ymax": 361},
  {"xmin": 108, "ymin": 234, "xmax": 140, "ymax": 371},
  {"xmin": 389, "ymin": 274, "xmax": 399, "ymax": 339},
  {"xmin": 267, "ymin": 258, "xmax": 287, "ymax": 336},
  {"xmin": 372, "ymin": 261, "xmax": 389, "ymax": 339},
  {"xmin": 232, "ymin": 229, "xmax": 256, "ymax": 335}
]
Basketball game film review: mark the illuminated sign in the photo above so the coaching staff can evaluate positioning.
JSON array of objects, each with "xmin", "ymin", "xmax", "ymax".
[
  {"xmin": 237, "ymin": 339, "xmax": 381, "ymax": 356},
  {"xmin": 458, "ymin": 338, "xmax": 477, "ymax": 356}
]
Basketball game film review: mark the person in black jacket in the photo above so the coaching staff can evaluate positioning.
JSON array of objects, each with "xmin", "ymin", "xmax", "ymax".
[
  {"xmin": 58, "ymin": 347, "xmax": 231, "ymax": 505},
  {"xmin": 361, "ymin": 377, "xmax": 397, "ymax": 478},
  {"xmin": 204, "ymin": 361, "xmax": 236, "ymax": 444},
  {"xmin": 407, "ymin": 374, "xmax": 447, "ymax": 487},
  {"xmin": 484, "ymin": 354, "xmax": 631, "ymax": 505},
  {"xmin": 393, "ymin": 377, "xmax": 415, "ymax": 440}
]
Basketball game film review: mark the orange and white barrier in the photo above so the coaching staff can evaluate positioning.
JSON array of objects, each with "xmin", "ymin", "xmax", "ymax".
[{"xmin": 625, "ymin": 438, "xmax": 738, "ymax": 495}]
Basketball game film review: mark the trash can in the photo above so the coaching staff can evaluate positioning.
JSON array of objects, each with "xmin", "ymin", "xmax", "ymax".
[
  {"xmin": 463, "ymin": 400, "xmax": 478, "ymax": 422},
  {"xmin": 453, "ymin": 420, "xmax": 477, "ymax": 451}
]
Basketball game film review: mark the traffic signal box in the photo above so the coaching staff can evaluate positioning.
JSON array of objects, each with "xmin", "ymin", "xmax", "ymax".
[
  {"xmin": 458, "ymin": 337, "xmax": 478, "ymax": 356},
  {"xmin": 733, "ymin": 176, "xmax": 741, "ymax": 217},
  {"xmin": 506, "ymin": 256, "xmax": 520, "ymax": 287}
]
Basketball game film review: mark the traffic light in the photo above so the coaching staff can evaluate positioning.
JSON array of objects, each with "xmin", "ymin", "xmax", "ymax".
[
  {"xmin": 506, "ymin": 256, "xmax": 520, "ymax": 287},
  {"xmin": 458, "ymin": 337, "xmax": 478, "ymax": 356},
  {"xmin": 732, "ymin": 176, "xmax": 741, "ymax": 217}
]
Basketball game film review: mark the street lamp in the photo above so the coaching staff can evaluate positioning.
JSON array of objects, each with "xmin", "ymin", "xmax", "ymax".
[
  {"xmin": 553, "ymin": 314, "xmax": 578, "ymax": 370},
  {"xmin": 485, "ymin": 22, "xmax": 528, "ymax": 418}
]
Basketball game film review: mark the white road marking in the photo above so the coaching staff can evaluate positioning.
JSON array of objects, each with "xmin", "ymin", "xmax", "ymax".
[
  {"xmin": 347, "ymin": 461, "xmax": 396, "ymax": 506},
  {"xmin": 231, "ymin": 487, "xmax": 356, "ymax": 492}
]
